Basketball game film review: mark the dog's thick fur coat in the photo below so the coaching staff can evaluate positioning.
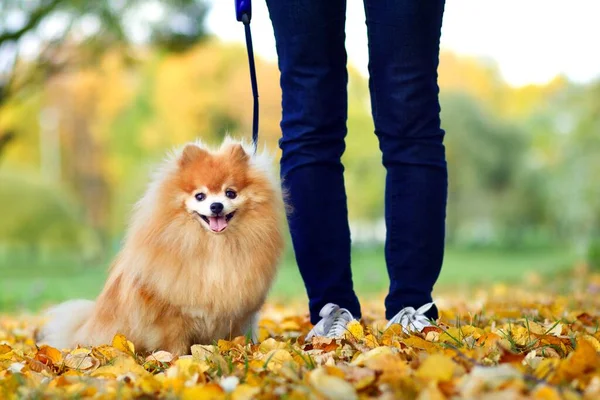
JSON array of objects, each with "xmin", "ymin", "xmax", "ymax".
[{"xmin": 37, "ymin": 139, "xmax": 284, "ymax": 355}]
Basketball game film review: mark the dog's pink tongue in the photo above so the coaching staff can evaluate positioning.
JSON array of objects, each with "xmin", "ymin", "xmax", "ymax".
[{"xmin": 208, "ymin": 216, "xmax": 228, "ymax": 232}]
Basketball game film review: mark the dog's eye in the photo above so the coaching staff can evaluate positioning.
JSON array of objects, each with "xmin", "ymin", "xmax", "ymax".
[
  {"xmin": 195, "ymin": 193, "xmax": 206, "ymax": 201},
  {"xmin": 225, "ymin": 190, "xmax": 237, "ymax": 199}
]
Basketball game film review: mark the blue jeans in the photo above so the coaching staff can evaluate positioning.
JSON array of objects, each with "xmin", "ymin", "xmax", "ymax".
[{"xmin": 266, "ymin": 0, "xmax": 447, "ymax": 323}]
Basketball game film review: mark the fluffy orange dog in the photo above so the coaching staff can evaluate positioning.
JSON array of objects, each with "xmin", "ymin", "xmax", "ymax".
[{"xmin": 37, "ymin": 138, "xmax": 284, "ymax": 355}]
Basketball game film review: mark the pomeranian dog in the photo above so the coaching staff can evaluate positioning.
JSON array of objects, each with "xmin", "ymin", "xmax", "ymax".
[{"xmin": 37, "ymin": 138, "xmax": 284, "ymax": 355}]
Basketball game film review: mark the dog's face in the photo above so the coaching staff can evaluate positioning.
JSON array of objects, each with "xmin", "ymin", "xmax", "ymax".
[{"xmin": 176, "ymin": 143, "xmax": 255, "ymax": 234}]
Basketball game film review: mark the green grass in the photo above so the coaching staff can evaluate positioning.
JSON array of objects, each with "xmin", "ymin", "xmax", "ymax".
[
  {"xmin": 270, "ymin": 246, "xmax": 576, "ymax": 299},
  {"xmin": 0, "ymin": 246, "xmax": 576, "ymax": 312}
]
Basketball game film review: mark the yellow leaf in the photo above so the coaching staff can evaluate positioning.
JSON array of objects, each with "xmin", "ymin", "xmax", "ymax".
[
  {"xmin": 493, "ymin": 309, "xmax": 522, "ymax": 319},
  {"xmin": 70, "ymin": 348, "xmax": 92, "ymax": 355},
  {"xmin": 534, "ymin": 358, "xmax": 559, "ymax": 380},
  {"xmin": 508, "ymin": 325, "xmax": 532, "ymax": 346},
  {"xmin": 191, "ymin": 344, "xmax": 217, "ymax": 361},
  {"xmin": 323, "ymin": 365, "xmax": 345, "ymax": 379},
  {"xmin": 92, "ymin": 345, "xmax": 120, "ymax": 363},
  {"xmin": 364, "ymin": 334, "xmax": 379, "ymax": 348},
  {"xmin": 359, "ymin": 352, "xmax": 410, "ymax": 384},
  {"xmin": 402, "ymin": 335, "xmax": 439, "ymax": 353},
  {"xmin": 417, "ymin": 381, "xmax": 446, "ymax": 400},
  {"xmin": 309, "ymin": 367, "xmax": 358, "ymax": 400},
  {"xmin": 137, "ymin": 375, "xmax": 162, "ymax": 394},
  {"xmin": 181, "ymin": 384, "xmax": 225, "ymax": 400},
  {"xmin": 63, "ymin": 349, "xmax": 98, "ymax": 371},
  {"xmin": 47, "ymin": 375, "xmax": 70, "ymax": 388},
  {"xmin": 145, "ymin": 350, "xmax": 174, "ymax": 364},
  {"xmin": 526, "ymin": 321, "xmax": 548, "ymax": 335},
  {"xmin": 232, "ymin": 384, "xmax": 260, "ymax": 400},
  {"xmin": 264, "ymin": 349, "xmax": 293, "ymax": 372},
  {"xmin": 258, "ymin": 338, "xmax": 287, "ymax": 354},
  {"xmin": 257, "ymin": 327, "xmax": 270, "ymax": 342},
  {"xmin": 345, "ymin": 320, "xmax": 364, "ymax": 340},
  {"xmin": 91, "ymin": 356, "xmax": 148, "ymax": 378},
  {"xmin": 0, "ymin": 344, "xmax": 12, "ymax": 361},
  {"xmin": 217, "ymin": 339, "xmax": 234, "ymax": 352},
  {"xmin": 258, "ymin": 318, "xmax": 278, "ymax": 339},
  {"xmin": 243, "ymin": 371, "xmax": 262, "ymax": 386},
  {"xmin": 65, "ymin": 382, "xmax": 97, "ymax": 396},
  {"xmin": 459, "ymin": 365, "xmax": 522, "ymax": 397},
  {"xmin": 532, "ymin": 385, "xmax": 562, "ymax": 400},
  {"xmin": 168, "ymin": 356, "xmax": 210, "ymax": 379},
  {"xmin": 62, "ymin": 370, "xmax": 84, "ymax": 377},
  {"xmin": 338, "ymin": 365, "xmax": 376, "ymax": 390},
  {"xmin": 111, "ymin": 333, "xmax": 135, "ymax": 355},
  {"xmin": 415, "ymin": 354, "xmax": 457, "ymax": 382},
  {"xmin": 247, "ymin": 359, "xmax": 265, "ymax": 372},
  {"xmin": 280, "ymin": 320, "xmax": 301, "ymax": 331},
  {"xmin": 439, "ymin": 325, "xmax": 481, "ymax": 344},
  {"xmin": 582, "ymin": 335, "xmax": 600, "ymax": 352},
  {"xmin": 381, "ymin": 324, "xmax": 404, "ymax": 346},
  {"xmin": 351, "ymin": 346, "xmax": 390, "ymax": 366},
  {"xmin": 209, "ymin": 354, "xmax": 230, "ymax": 374}
]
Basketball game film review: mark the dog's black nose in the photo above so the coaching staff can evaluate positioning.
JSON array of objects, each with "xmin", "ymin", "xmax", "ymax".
[{"xmin": 210, "ymin": 202, "xmax": 224, "ymax": 214}]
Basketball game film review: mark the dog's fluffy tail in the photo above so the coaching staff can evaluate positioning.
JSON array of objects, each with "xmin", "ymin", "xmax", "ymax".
[{"xmin": 36, "ymin": 299, "xmax": 95, "ymax": 350}]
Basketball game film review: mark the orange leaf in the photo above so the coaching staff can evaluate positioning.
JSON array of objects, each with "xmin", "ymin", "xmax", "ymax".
[
  {"xmin": 423, "ymin": 326, "xmax": 443, "ymax": 335},
  {"xmin": 577, "ymin": 313, "xmax": 597, "ymax": 326},
  {"xmin": 35, "ymin": 345, "xmax": 63, "ymax": 367},
  {"xmin": 476, "ymin": 332, "xmax": 502, "ymax": 348},
  {"xmin": 554, "ymin": 337, "xmax": 600, "ymax": 383},
  {"xmin": 311, "ymin": 337, "xmax": 339, "ymax": 353},
  {"xmin": 498, "ymin": 347, "xmax": 526, "ymax": 365},
  {"xmin": 0, "ymin": 344, "xmax": 11, "ymax": 355}
]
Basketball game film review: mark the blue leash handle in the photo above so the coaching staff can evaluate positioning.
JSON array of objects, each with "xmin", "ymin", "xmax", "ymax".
[
  {"xmin": 235, "ymin": 0, "xmax": 252, "ymax": 22},
  {"xmin": 235, "ymin": 0, "xmax": 259, "ymax": 150}
]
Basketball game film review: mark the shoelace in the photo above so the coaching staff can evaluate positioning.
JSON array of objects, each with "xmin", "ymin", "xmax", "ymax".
[
  {"xmin": 309, "ymin": 303, "xmax": 355, "ymax": 338},
  {"xmin": 327, "ymin": 308, "xmax": 354, "ymax": 338},
  {"xmin": 387, "ymin": 302, "xmax": 434, "ymax": 332}
]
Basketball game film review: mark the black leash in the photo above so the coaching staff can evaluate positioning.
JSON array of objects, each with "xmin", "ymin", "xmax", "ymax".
[{"xmin": 235, "ymin": 0, "xmax": 259, "ymax": 152}]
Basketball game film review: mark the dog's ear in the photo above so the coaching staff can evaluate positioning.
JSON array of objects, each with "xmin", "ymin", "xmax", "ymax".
[
  {"xmin": 179, "ymin": 144, "xmax": 207, "ymax": 167},
  {"xmin": 228, "ymin": 143, "xmax": 249, "ymax": 164}
]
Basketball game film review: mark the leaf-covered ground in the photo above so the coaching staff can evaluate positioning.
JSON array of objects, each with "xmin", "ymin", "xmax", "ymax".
[{"xmin": 2, "ymin": 268, "xmax": 600, "ymax": 399}]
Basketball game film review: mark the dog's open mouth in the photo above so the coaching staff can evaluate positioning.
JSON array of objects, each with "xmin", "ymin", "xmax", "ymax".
[{"xmin": 198, "ymin": 212, "xmax": 236, "ymax": 233}]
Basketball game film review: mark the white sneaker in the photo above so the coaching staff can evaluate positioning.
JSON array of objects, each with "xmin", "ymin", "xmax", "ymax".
[
  {"xmin": 306, "ymin": 303, "xmax": 356, "ymax": 339},
  {"xmin": 385, "ymin": 302, "xmax": 435, "ymax": 333}
]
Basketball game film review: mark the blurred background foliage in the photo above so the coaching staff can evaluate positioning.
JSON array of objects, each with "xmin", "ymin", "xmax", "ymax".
[{"xmin": 0, "ymin": 0, "xmax": 599, "ymax": 310}]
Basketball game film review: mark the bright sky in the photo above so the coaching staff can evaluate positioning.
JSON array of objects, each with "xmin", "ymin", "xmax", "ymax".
[{"xmin": 207, "ymin": 0, "xmax": 600, "ymax": 87}]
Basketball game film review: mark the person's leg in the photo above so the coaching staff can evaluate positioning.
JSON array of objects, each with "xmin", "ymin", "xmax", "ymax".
[
  {"xmin": 265, "ymin": 0, "xmax": 361, "ymax": 323},
  {"xmin": 363, "ymin": 0, "xmax": 447, "ymax": 320}
]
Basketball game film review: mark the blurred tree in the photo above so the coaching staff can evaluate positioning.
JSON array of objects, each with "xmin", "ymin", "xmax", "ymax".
[
  {"xmin": 438, "ymin": 52, "xmax": 568, "ymax": 119},
  {"xmin": 0, "ymin": 168, "xmax": 102, "ymax": 262},
  {"xmin": 0, "ymin": 131, "xmax": 15, "ymax": 160},
  {"xmin": 0, "ymin": 5, "xmax": 598, "ymax": 260},
  {"xmin": 535, "ymin": 81, "xmax": 600, "ymax": 256},
  {"xmin": 0, "ymin": 0, "xmax": 209, "ymax": 120},
  {"xmin": 441, "ymin": 93, "xmax": 529, "ymax": 246},
  {"xmin": 0, "ymin": 0, "xmax": 210, "ymax": 248}
]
